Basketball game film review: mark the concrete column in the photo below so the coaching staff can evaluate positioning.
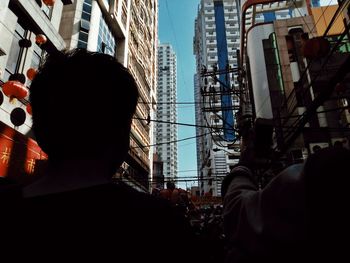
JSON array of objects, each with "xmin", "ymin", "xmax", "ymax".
[{"xmin": 87, "ymin": 0, "xmax": 101, "ymax": 52}]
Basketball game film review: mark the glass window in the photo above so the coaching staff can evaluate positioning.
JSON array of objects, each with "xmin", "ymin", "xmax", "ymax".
[
  {"xmin": 83, "ymin": 3, "xmax": 92, "ymax": 13},
  {"xmin": 78, "ymin": 40, "xmax": 87, "ymax": 49},
  {"xmin": 80, "ymin": 20, "xmax": 90, "ymax": 32},
  {"xmin": 42, "ymin": 5, "xmax": 52, "ymax": 19},
  {"xmin": 4, "ymin": 23, "xmax": 26, "ymax": 81},
  {"xmin": 82, "ymin": 11, "xmax": 91, "ymax": 21},
  {"xmin": 97, "ymin": 17, "xmax": 116, "ymax": 56},
  {"xmin": 79, "ymin": 31, "xmax": 89, "ymax": 42}
]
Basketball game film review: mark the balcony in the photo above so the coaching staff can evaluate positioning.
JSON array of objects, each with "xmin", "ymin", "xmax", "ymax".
[
  {"xmin": 206, "ymin": 39, "xmax": 217, "ymax": 46},
  {"xmin": 205, "ymin": 16, "xmax": 215, "ymax": 23},
  {"xmin": 204, "ymin": 9, "xmax": 214, "ymax": 15},
  {"xmin": 205, "ymin": 24, "xmax": 215, "ymax": 30}
]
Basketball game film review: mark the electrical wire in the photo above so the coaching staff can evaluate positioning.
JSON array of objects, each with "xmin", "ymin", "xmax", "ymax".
[
  {"xmin": 291, "ymin": 0, "xmax": 314, "ymax": 34},
  {"xmin": 308, "ymin": 0, "xmax": 335, "ymax": 34},
  {"xmin": 194, "ymin": 1, "xmax": 241, "ymax": 146},
  {"xmin": 131, "ymin": 132, "xmax": 209, "ymax": 149},
  {"xmin": 138, "ymin": 101, "xmax": 201, "ymax": 106},
  {"xmin": 118, "ymin": 173, "xmax": 229, "ymax": 183},
  {"xmin": 278, "ymin": 38, "xmax": 348, "ymax": 148},
  {"xmin": 281, "ymin": 22, "xmax": 348, "ymax": 138},
  {"xmin": 275, "ymin": 2, "xmax": 350, "ymax": 145},
  {"xmin": 163, "ymin": 0, "xmax": 193, "ymax": 109},
  {"xmin": 286, "ymin": 0, "xmax": 349, "ymax": 98},
  {"xmin": 133, "ymin": 117, "xmax": 236, "ymax": 130}
]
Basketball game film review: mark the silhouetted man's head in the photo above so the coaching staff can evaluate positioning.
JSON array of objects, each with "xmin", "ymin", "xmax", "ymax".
[
  {"xmin": 312, "ymin": 145, "xmax": 321, "ymax": 153},
  {"xmin": 30, "ymin": 49, "xmax": 139, "ymax": 167},
  {"xmin": 166, "ymin": 181, "xmax": 175, "ymax": 191}
]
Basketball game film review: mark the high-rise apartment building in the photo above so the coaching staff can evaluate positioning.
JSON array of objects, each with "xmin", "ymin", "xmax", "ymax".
[
  {"xmin": 60, "ymin": 0, "xmax": 158, "ymax": 191},
  {"xmin": 155, "ymin": 43, "xmax": 178, "ymax": 184},
  {"xmin": 194, "ymin": 0, "xmax": 241, "ymax": 197}
]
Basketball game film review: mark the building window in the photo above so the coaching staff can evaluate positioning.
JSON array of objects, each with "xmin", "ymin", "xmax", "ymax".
[
  {"xmin": 97, "ymin": 17, "xmax": 116, "ymax": 56},
  {"xmin": 78, "ymin": 0, "xmax": 93, "ymax": 49},
  {"xmin": 27, "ymin": 43, "xmax": 45, "ymax": 86},
  {"xmin": 41, "ymin": 4, "xmax": 53, "ymax": 19},
  {"xmin": 4, "ymin": 22, "xmax": 27, "ymax": 81}
]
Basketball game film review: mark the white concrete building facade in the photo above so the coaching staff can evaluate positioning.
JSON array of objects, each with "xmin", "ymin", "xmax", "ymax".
[
  {"xmin": 155, "ymin": 43, "xmax": 178, "ymax": 184},
  {"xmin": 194, "ymin": 0, "xmax": 241, "ymax": 197}
]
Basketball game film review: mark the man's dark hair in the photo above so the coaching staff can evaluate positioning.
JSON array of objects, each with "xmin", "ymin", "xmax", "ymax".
[
  {"xmin": 30, "ymin": 49, "xmax": 139, "ymax": 162},
  {"xmin": 166, "ymin": 181, "xmax": 175, "ymax": 190}
]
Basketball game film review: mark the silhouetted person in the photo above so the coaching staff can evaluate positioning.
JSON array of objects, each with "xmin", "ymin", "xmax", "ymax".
[
  {"xmin": 0, "ymin": 177, "xmax": 21, "ymax": 202},
  {"xmin": 312, "ymin": 144, "xmax": 322, "ymax": 153},
  {"xmin": 160, "ymin": 181, "xmax": 176, "ymax": 201},
  {"xmin": 19, "ymin": 49, "xmax": 200, "ymax": 262},
  {"xmin": 221, "ymin": 146, "xmax": 350, "ymax": 263},
  {"xmin": 333, "ymin": 140, "xmax": 344, "ymax": 148}
]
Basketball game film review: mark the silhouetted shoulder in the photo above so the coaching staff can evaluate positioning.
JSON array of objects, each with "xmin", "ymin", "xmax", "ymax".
[{"xmin": 23, "ymin": 183, "xmax": 196, "ymax": 262}]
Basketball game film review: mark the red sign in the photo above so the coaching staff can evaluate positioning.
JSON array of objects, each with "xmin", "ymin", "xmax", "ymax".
[{"xmin": 0, "ymin": 121, "xmax": 47, "ymax": 184}]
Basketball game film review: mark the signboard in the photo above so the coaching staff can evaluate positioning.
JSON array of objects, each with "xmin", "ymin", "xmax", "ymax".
[
  {"xmin": 0, "ymin": 121, "xmax": 47, "ymax": 184},
  {"xmin": 192, "ymin": 195, "xmax": 222, "ymax": 207}
]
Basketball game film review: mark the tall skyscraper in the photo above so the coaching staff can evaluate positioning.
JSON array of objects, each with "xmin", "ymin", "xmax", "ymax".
[
  {"xmin": 155, "ymin": 43, "xmax": 178, "ymax": 184},
  {"xmin": 61, "ymin": 0, "xmax": 159, "ymax": 191},
  {"xmin": 194, "ymin": 0, "xmax": 241, "ymax": 197}
]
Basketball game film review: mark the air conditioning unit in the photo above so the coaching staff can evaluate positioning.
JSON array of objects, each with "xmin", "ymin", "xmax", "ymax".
[
  {"xmin": 289, "ymin": 149, "xmax": 304, "ymax": 163},
  {"xmin": 331, "ymin": 138, "xmax": 349, "ymax": 149},
  {"xmin": 309, "ymin": 142, "xmax": 329, "ymax": 154}
]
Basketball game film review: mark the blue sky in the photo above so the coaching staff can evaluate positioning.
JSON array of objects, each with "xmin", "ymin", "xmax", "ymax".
[
  {"xmin": 156, "ymin": 0, "xmax": 336, "ymax": 189},
  {"xmin": 158, "ymin": 0, "xmax": 199, "ymax": 189}
]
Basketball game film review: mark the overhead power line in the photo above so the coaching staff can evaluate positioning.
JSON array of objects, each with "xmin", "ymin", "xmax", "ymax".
[
  {"xmin": 131, "ymin": 133, "xmax": 209, "ymax": 149},
  {"xmin": 138, "ymin": 101, "xmax": 202, "ymax": 105},
  {"xmin": 133, "ymin": 117, "xmax": 236, "ymax": 131}
]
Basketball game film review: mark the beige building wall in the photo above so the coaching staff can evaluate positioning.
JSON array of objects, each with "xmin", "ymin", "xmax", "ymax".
[{"xmin": 311, "ymin": 5, "xmax": 345, "ymax": 36}]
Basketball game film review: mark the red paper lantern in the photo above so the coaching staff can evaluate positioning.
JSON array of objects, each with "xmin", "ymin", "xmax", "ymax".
[
  {"xmin": 2, "ymin": 80, "xmax": 29, "ymax": 102},
  {"xmin": 335, "ymin": 83, "xmax": 346, "ymax": 93},
  {"xmin": 35, "ymin": 34, "xmax": 47, "ymax": 45},
  {"xmin": 26, "ymin": 68, "xmax": 37, "ymax": 81},
  {"xmin": 42, "ymin": 0, "xmax": 55, "ymax": 6},
  {"xmin": 302, "ymin": 37, "xmax": 330, "ymax": 60},
  {"xmin": 26, "ymin": 104, "xmax": 32, "ymax": 115}
]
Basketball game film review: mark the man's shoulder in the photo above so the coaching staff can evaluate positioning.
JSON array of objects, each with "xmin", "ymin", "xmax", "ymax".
[
  {"xmin": 22, "ymin": 183, "xmax": 200, "ymax": 262},
  {"xmin": 25, "ymin": 182, "xmax": 177, "ymax": 218}
]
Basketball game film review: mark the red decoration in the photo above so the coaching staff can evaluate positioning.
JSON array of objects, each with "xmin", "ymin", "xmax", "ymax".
[
  {"xmin": 26, "ymin": 68, "xmax": 37, "ymax": 81},
  {"xmin": 42, "ymin": 0, "xmax": 55, "ymax": 6},
  {"xmin": 26, "ymin": 104, "xmax": 32, "ymax": 115},
  {"xmin": 35, "ymin": 34, "xmax": 47, "ymax": 45},
  {"xmin": 2, "ymin": 80, "xmax": 29, "ymax": 102},
  {"xmin": 335, "ymin": 83, "xmax": 346, "ymax": 93},
  {"xmin": 160, "ymin": 189, "xmax": 172, "ymax": 200},
  {"xmin": 302, "ymin": 37, "xmax": 330, "ymax": 60},
  {"xmin": 0, "ymin": 121, "xmax": 48, "ymax": 183}
]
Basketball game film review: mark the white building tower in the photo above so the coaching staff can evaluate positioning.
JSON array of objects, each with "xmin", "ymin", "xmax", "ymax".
[
  {"xmin": 60, "ymin": 0, "xmax": 159, "ymax": 191},
  {"xmin": 194, "ymin": 0, "xmax": 241, "ymax": 197},
  {"xmin": 156, "ymin": 43, "xmax": 178, "ymax": 185}
]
